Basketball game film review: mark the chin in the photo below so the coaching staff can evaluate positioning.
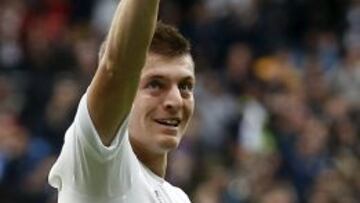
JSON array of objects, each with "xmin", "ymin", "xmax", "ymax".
[{"xmin": 157, "ymin": 135, "xmax": 180, "ymax": 151}]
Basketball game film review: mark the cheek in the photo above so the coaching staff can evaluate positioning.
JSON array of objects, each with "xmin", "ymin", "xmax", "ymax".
[
  {"xmin": 132, "ymin": 94, "xmax": 159, "ymax": 119},
  {"xmin": 184, "ymin": 98, "xmax": 195, "ymax": 121},
  {"xmin": 129, "ymin": 95, "xmax": 147, "ymax": 125}
]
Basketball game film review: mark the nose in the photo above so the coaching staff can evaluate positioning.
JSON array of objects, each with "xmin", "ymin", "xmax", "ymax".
[{"xmin": 164, "ymin": 85, "xmax": 182, "ymax": 113}]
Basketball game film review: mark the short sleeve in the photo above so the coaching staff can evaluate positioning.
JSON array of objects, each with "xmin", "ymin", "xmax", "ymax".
[
  {"xmin": 74, "ymin": 92, "xmax": 128, "ymax": 161},
  {"xmin": 49, "ymin": 92, "xmax": 134, "ymax": 198}
]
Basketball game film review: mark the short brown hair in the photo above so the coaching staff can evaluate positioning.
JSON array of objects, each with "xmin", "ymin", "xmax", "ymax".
[
  {"xmin": 99, "ymin": 22, "xmax": 191, "ymax": 59},
  {"xmin": 149, "ymin": 21, "xmax": 191, "ymax": 57}
]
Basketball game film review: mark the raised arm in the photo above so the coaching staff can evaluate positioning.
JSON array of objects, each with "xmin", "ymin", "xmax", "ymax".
[{"xmin": 87, "ymin": 0, "xmax": 160, "ymax": 145}]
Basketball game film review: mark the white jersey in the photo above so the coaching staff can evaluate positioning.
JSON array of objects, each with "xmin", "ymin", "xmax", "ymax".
[{"xmin": 48, "ymin": 93, "xmax": 191, "ymax": 203}]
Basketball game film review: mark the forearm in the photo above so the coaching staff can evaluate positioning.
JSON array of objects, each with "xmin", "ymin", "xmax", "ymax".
[
  {"xmin": 88, "ymin": 0, "xmax": 160, "ymax": 145},
  {"xmin": 103, "ymin": 0, "xmax": 159, "ymax": 69}
]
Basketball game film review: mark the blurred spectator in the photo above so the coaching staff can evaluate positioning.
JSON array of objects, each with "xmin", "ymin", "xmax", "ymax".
[
  {"xmin": 32, "ymin": 73, "xmax": 81, "ymax": 153},
  {"xmin": 0, "ymin": 0, "xmax": 25, "ymax": 70},
  {"xmin": 91, "ymin": 0, "xmax": 117, "ymax": 36},
  {"xmin": 192, "ymin": 164, "xmax": 229, "ymax": 203},
  {"xmin": 195, "ymin": 70, "xmax": 239, "ymax": 153},
  {"xmin": 331, "ymin": 39, "xmax": 360, "ymax": 107},
  {"xmin": 223, "ymin": 42, "xmax": 254, "ymax": 96},
  {"xmin": 258, "ymin": 181, "xmax": 298, "ymax": 203}
]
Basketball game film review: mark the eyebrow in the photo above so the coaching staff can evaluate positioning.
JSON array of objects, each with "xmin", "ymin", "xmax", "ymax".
[
  {"xmin": 143, "ymin": 74, "xmax": 195, "ymax": 82},
  {"xmin": 144, "ymin": 75, "xmax": 166, "ymax": 80},
  {"xmin": 179, "ymin": 76, "xmax": 195, "ymax": 83}
]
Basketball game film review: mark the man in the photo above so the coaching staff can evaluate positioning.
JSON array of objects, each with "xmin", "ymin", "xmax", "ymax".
[{"xmin": 48, "ymin": 0, "xmax": 195, "ymax": 202}]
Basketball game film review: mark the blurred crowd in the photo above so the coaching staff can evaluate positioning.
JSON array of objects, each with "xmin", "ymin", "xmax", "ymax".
[{"xmin": 0, "ymin": 0, "xmax": 359, "ymax": 202}]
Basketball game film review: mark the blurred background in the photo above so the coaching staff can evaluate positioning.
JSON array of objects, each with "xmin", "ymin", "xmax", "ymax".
[{"xmin": 0, "ymin": 0, "xmax": 359, "ymax": 202}]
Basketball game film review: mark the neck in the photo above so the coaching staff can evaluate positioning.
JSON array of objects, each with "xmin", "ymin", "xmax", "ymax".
[{"xmin": 130, "ymin": 136, "xmax": 168, "ymax": 177}]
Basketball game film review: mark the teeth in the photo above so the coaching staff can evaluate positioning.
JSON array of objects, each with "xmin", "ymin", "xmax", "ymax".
[
  {"xmin": 157, "ymin": 119, "xmax": 180, "ymax": 126},
  {"xmin": 165, "ymin": 120, "xmax": 177, "ymax": 125}
]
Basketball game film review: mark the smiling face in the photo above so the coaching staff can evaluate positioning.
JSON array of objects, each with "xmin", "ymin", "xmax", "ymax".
[{"xmin": 128, "ymin": 53, "xmax": 195, "ymax": 155}]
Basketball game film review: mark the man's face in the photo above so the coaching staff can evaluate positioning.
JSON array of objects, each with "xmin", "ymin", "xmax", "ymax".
[{"xmin": 129, "ymin": 53, "xmax": 195, "ymax": 154}]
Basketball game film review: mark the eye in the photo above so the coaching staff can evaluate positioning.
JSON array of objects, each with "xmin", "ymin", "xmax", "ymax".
[
  {"xmin": 179, "ymin": 82, "xmax": 194, "ymax": 92},
  {"xmin": 146, "ymin": 80, "xmax": 164, "ymax": 90}
]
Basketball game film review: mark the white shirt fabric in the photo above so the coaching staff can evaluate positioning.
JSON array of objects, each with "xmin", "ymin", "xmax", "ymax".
[{"xmin": 48, "ymin": 93, "xmax": 191, "ymax": 203}]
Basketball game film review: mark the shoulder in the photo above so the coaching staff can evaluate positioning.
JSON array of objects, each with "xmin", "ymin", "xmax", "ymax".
[{"xmin": 164, "ymin": 182, "xmax": 191, "ymax": 203}]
